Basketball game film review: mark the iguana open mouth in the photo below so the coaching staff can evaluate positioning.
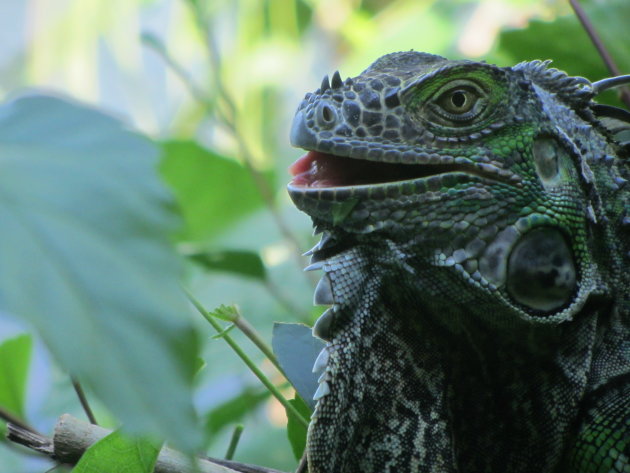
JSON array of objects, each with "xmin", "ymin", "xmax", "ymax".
[{"xmin": 289, "ymin": 150, "xmax": 461, "ymax": 188}]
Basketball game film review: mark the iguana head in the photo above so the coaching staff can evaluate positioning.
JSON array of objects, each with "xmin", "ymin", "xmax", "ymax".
[{"xmin": 287, "ymin": 51, "xmax": 624, "ymax": 328}]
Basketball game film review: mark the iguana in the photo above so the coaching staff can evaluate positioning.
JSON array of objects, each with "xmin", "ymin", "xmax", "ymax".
[{"xmin": 287, "ymin": 51, "xmax": 630, "ymax": 473}]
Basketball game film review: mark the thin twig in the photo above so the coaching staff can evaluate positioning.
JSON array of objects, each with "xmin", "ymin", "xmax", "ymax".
[
  {"xmin": 144, "ymin": 29, "xmax": 317, "ymax": 300},
  {"xmin": 0, "ymin": 406, "xmax": 41, "ymax": 436},
  {"xmin": 71, "ymin": 378, "xmax": 98, "ymax": 425},
  {"xmin": 181, "ymin": 0, "xmax": 312, "ymax": 278},
  {"xmin": 569, "ymin": 0, "xmax": 630, "ymax": 109},
  {"xmin": 185, "ymin": 290, "xmax": 310, "ymax": 429},
  {"xmin": 142, "ymin": 33, "xmax": 215, "ymax": 110}
]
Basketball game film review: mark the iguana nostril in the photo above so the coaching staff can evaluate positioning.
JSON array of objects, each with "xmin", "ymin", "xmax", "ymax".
[{"xmin": 317, "ymin": 102, "xmax": 337, "ymax": 128}]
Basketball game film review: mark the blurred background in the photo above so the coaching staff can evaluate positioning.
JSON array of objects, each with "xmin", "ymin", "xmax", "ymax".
[{"xmin": 0, "ymin": 0, "xmax": 627, "ymax": 471}]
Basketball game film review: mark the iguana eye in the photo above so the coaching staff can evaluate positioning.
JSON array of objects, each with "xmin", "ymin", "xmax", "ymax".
[
  {"xmin": 429, "ymin": 81, "xmax": 488, "ymax": 125},
  {"xmin": 437, "ymin": 88, "xmax": 477, "ymax": 114}
]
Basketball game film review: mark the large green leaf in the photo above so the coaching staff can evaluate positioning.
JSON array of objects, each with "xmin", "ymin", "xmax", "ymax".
[
  {"xmin": 160, "ymin": 140, "xmax": 271, "ymax": 242},
  {"xmin": 0, "ymin": 95, "xmax": 201, "ymax": 450},
  {"xmin": 272, "ymin": 323, "xmax": 324, "ymax": 410},
  {"xmin": 0, "ymin": 334, "xmax": 32, "ymax": 419},
  {"xmin": 73, "ymin": 430, "xmax": 160, "ymax": 473}
]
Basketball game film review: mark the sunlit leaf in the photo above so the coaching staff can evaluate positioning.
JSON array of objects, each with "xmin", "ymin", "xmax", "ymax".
[
  {"xmin": 285, "ymin": 395, "xmax": 311, "ymax": 461},
  {"xmin": 189, "ymin": 249, "xmax": 267, "ymax": 280},
  {"xmin": 272, "ymin": 323, "xmax": 325, "ymax": 410},
  {"xmin": 160, "ymin": 141, "xmax": 271, "ymax": 242},
  {"xmin": 73, "ymin": 430, "xmax": 160, "ymax": 473},
  {"xmin": 0, "ymin": 334, "xmax": 32, "ymax": 419},
  {"xmin": 0, "ymin": 95, "xmax": 201, "ymax": 451}
]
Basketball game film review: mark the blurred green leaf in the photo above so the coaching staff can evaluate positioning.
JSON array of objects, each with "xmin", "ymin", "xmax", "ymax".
[
  {"xmin": 285, "ymin": 395, "xmax": 311, "ymax": 461},
  {"xmin": 0, "ymin": 334, "xmax": 32, "ymax": 419},
  {"xmin": 0, "ymin": 95, "xmax": 201, "ymax": 451},
  {"xmin": 497, "ymin": 0, "xmax": 630, "ymax": 107},
  {"xmin": 73, "ymin": 430, "xmax": 160, "ymax": 473},
  {"xmin": 295, "ymin": 0, "xmax": 314, "ymax": 35},
  {"xmin": 189, "ymin": 249, "xmax": 267, "ymax": 280},
  {"xmin": 272, "ymin": 323, "xmax": 325, "ymax": 410},
  {"xmin": 206, "ymin": 388, "xmax": 270, "ymax": 437},
  {"xmin": 160, "ymin": 141, "xmax": 272, "ymax": 242}
]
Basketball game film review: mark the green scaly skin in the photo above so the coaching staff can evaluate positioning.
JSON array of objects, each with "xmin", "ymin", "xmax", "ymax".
[{"xmin": 287, "ymin": 52, "xmax": 629, "ymax": 473}]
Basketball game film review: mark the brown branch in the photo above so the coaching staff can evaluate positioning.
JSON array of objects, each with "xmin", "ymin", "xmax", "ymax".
[
  {"xmin": 0, "ymin": 406, "xmax": 42, "ymax": 437},
  {"xmin": 6, "ymin": 414, "xmax": 287, "ymax": 473},
  {"xmin": 569, "ymin": 0, "xmax": 630, "ymax": 109}
]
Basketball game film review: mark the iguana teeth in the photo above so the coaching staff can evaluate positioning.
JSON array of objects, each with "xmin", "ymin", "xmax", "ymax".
[
  {"xmin": 313, "ymin": 274, "xmax": 334, "ymax": 305},
  {"xmin": 313, "ymin": 307, "xmax": 335, "ymax": 340},
  {"xmin": 331, "ymin": 70, "xmax": 343, "ymax": 89},
  {"xmin": 312, "ymin": 347, "xmax": 329, "ymax": 373},
  {"xmin": 313, "ymin": 381, "xmax": 330, "ymax": 401},
  {"xmin": 304, "ymin": 261, "xmax": 324, "ymax": 272}
]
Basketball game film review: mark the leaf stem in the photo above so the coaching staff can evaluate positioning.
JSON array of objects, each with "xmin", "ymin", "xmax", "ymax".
[
  {"xmin": 224, "ymin": 424, "xmax": 244, "ymax": 460},
  {"xmin": 185, "ymin": 290, "xmax": 309, "ymax": 429},
  {"xmin": 229, "ymin": 306, "xmax": 283, "ymax": 373}
]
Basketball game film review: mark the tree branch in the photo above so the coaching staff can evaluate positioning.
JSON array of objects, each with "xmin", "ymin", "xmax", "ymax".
[
  {"xmin": 569, "ymin": 0, "xmax": 630, "ymax": 109},
  {"xmin": 6, "ymin": 414, "xmax": 287, "ymax": 473}
]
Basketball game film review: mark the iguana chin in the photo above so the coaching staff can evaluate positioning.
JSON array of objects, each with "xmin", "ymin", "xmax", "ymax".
[{"xmin": 287, "ymin": 51, "xmax": 630, "ymax": 473}]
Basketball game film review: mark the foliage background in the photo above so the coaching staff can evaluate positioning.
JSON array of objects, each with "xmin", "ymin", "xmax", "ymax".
[{"xmin": 0, "ymin": 0, "xmax": 627, "ymax": 471}]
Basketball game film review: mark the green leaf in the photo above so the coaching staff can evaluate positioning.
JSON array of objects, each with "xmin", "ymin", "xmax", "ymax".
[
  {"xmin": 208, "ymin": 304, "xmax": 239, "ymax": 322},
  {"xmin": 73, "ymin": 430, "xmax": 160, "ymax": 473},
  {"xmin": 0, "ymin": 95, "xmax": 201, "ymax": 451},
  {"xmin": 189, "ymin": 249, "xmax": 267, "ymax": 280},
  {"xmin": 206, "ymin": 388, "xmax": 270, "ymax": 437},
  {"xmin": 272, "ymin": 323, "xmax": 325, "ymax": 410},
  {"xmin": 286, "ymin": 395, "xmax": 311, "ymax": 461},
  {"xmin": 0, "ymin": 334, "xmax": 32, "ymax": 419},
  {"xmin": 497, "ymin": 0, "xmax": 630, "ymax": 107},
  {"xmin": 160, "ymin": 140, "xmax": 270, "ymax": 242}
]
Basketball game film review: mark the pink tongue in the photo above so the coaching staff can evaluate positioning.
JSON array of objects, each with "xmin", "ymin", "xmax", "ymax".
[{"xmin": 289, "ymin": 151, "xmax": 348, "ymax": 187}]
